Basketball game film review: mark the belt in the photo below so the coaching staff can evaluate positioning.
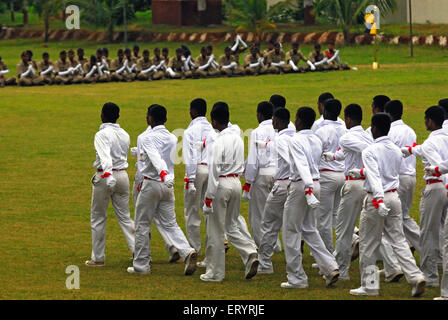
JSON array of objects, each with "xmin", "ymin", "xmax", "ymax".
[
  {"xmin": 292, "ymin": 178, "xmax": 319, "ymax": 182},
  {"xmin": 143, "ymin": 176, "xmax": 160, "ymax": 181},
  {"xmin": 346, "ymin": 176, "xmax": 365, "ymax": 181},
  {"xmin": 97, "ymin": 169, "xmax": 126, "ymax": 172},
  {"xmin": 426, "ymin": 179, "xmax": 443, "ymax": 185},
  {"xmin": 219, "ymin": 174, "xmax": 239, "ymax": 178},
  {"xmin": 277, "ymin": 178, "xmax": 290, "ymax": 181},
  {"xmin": 320, "ymin": 169, "xmax": 334, "ymax": 172},
  {"xmin": 198, "ymin": 163, "xmax": 207, "ymax": 166}
]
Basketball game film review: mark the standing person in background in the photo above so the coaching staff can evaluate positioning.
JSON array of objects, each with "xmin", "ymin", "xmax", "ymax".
[{"xmin": 86, "ymin": 102, "xmax": 135, "ymax": 267}]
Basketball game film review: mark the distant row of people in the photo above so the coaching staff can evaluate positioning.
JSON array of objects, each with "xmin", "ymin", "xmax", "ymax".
[{"xmin": 0, "ymin": 36, "xmax": 350, "ymax": 87}]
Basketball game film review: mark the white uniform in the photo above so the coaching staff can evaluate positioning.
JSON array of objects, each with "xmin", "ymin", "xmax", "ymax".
[
  {"xmin": 203, "ymin": 127, "xmax": 258, "ymax": 281},
  {"xmin": 90, "ymin": 123, "xmax": 135, "ymax": 263},
  {"xmin": 315, "ymin": 119, "xmax": 347, "ymax": 252},
  {"xmin": 283, "ymin": 129, "xmax": 338, "ymax": 286},
  {"xmin": 133, "ymin": 126, "xmax": 176, "ymax": 258},
  {"xmin": 311, "ymin": 115, "xmax": 345, "ymax": 133},
  {"xmin": 258, "ymin": 127, "xmax": 296, "ymax": 271},
  {"xmin": 411, "ymin": 128, "xmax": 448, "ymax": 286},
  {"xmin": 133, "ymin": 125, "xmax": 195, "ymax": 273},
  {"xmin": 183, "ymin": 116, "xmax": 214, "ymax": 253},
  {"xmin": 388, "ymin": 119, "xmax": 420, "ymax": 252},
  {"xmin": 358, "ymin": 136, "xmax": 424, "ymax": 293},
  {"xmin": 245, "ymin": 119, "xmax": 278, "ymax": 249}
]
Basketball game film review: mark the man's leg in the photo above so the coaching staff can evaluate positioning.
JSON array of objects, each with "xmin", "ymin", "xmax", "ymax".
[
  {"xmin": 398, "ymin": 175, "xmax": 420, "ymax": 252},
  {"xmin": 440, "ymin": 212, "xmax": 448, "ymax": 297},
  {"xmin": 420, "ymin": 183, "xmax": 446, "ymax": 286},
  {"xmin": 334, "ymin": 180, "xmax": 365, "ymax": 279},
  {"xmin": 90, "ymin": 172, "xmax": 111, "ymax": 263},
  {"xmin": 258, "ymin": 180, "xmax": 288, "ymax": 271},
  {"xmin": 110, "ymin": 171, "xmax": 135, "ymax": 255}
]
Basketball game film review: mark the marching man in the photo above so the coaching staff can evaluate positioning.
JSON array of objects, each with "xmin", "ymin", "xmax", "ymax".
[
  {"xmin": 281, "ymin": 107, "xmax": 339, "ymax": 289},
  {"xmin": 200, "ymin": 102, "xmax": 259, "ymax": 282},
  {"xmin": 401, "ymin": 106, "xmax": 448, "ymax": 288},
  {"xmin": 350, "ymin": 113, "xmax": 426, "ymax": 297},
  {"xmin": 129, "ymin": 105, "xmax": 198, "ymax": 275},
  {"xmin": 183, "ymin": 98, "xmax": 214, "ymax": 255},
  {"xmin": 85, "ymin": 102, "xmax": 135, "ymax": 267}
]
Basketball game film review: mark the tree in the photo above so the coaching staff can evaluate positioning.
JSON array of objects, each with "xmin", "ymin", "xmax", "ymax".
[
  {"xmin": 75, "ymin": 0, "xmax": 136, "ymax": 43},
  {"xmin": 314, "ymin": 0, "xmax": 396, "ymax": 44},
  {"xmin": 35, "ymin": 0, "xmax": 65, "ymax": 42},
  {"xmin": 232, "ymin": 0, "xmax": 276, "ymax": 37},
  {"xmin": 21, "ymin": 0, "xmax": 28, "ymax": 25},
  {"xmin": 303, "ymin": 0, "xmax": 314, "ymax": 25}
]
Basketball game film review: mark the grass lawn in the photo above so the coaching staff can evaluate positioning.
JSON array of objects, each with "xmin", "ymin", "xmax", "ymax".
[{"xmin": 0, "ymin": 40, "xmax": 448, "ymax": 300}]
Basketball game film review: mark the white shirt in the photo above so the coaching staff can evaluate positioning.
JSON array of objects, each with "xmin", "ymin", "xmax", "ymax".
[
  {"xmin": 272, "ymin": 127, "xmax": 295, "ymax": 180},
  {"xmin": 288, "ymin": 121, "xmax": 296, "ymax": 131},
  {"xmin": 93, "ymin": 123, "xmax": 130, "ymax": 173},
  {"xmin": 334, "ymin": 125, "xmax": 373, "ymax": 176},
  {"xmin": 289, "ymin": 129, "xmax": 322, "ymax": 188},
  {"xmin": 311, "ymin": 115, "xmax": 345, "ymax": 133},
  {"xmin": 443, "ymin": 120, "xmax": 448, "ymax": 129},
  {"xmin": 412, "ymin": 128, "xmax": 448, "ymax": 181},
  {"xmin": 205, "ymin": 127, "xmax": 245, "ymax": 199},
  {"xmin": 315, "ymin": 119, "xmax": 347, "ymax": 171},
  {"xmin": 388, "ymin": 119, "xmax": 417, "ymax": 176},
  {"xmin": 245, "ymin": 119, "xmax": 277, "ymax": 183},
  {"xmin": 362, "ymin": 136, "xmax": 402, "ymax": 199},
  {"xmin": 135, "ymin": 125, "xmax": 152, "ymax": 181},
  {"xmin": 183, "ymin": 116, "xmax": 214, "ymax": 180},
  {"xmin": 138, "ymin": 125, "xmax": 177, "ymax": 181}
]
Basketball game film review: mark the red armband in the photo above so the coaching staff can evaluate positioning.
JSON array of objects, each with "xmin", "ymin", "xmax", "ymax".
[
  {"xmin": 372, "ymin": 198, "xmax": 384, "ymax": 209},
  {"xmin": 360, "ymin": 169, "xmax": 364, "ymax": 177},
  {"xmin": 101, "ymin": 172, "xmax": 111, "ymax": 179},
  {"xmin": 205, "ymin": 198, "xmax": 212, "ymax": 208},
  {"xmin": 305, "ymin": 188, "xmax": 313, "ymax": 196},
  {"xmin": 184, "ymin": 178, "xmax": 191, "ymax": 189},
  {"xmin": 242, "ymin": 183, "xmax": 251, "ymax": 192},
  {"xmin": 434, "ymin": 166, "xmax": 442, "ymax": 177},
  {"xmin": 160, "ymin": 170, "xmax": 167, "ymax": 182}
]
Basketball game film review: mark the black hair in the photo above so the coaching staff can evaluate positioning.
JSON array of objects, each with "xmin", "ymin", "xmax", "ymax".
[
  {"xmin": 133, "ymin": 45, "xmax": 140, "ymax": 50},
  {"xmin": 181, "ymin": 45, "xmax": 191, "ymax": 58},
  {"xmin": 324, "ymin": 99, "xmax": 342, "ymax": 119},
  {"xmin": 269, "ymin": 94, "xmax": 286, "ymax": 109},
  {"xmin": 296, "ymin": 107, "xmax": 316, "ymax": 129},
  {"xmin": 103, "ymin": 48, "xmax": 109, "ymax": 54},
  {"xmin": 190, "ymin": 98, "xmax": 207, "ymax": 116},
  {"xmin": 371, "ymin": 113, "xmax": 391, "ymax": 136},
  {"xmin": 149, "ymin": 104, "xmax": 167, "ymax": 124},
  {"xmin": 291, "ymin": 42, "xmax": 299, "ymax": 47},
  {"xmin": 124, "ymin": 48, "xmax": 131, "ymax": 55},
  {"xmin": 90, "ymin": 55, "xmax": 97, "ymax": 63},
  {"xmin": 42, "ymin": 52, "xmax": 49, "ymax": 57},
  {"xmin": 314, "ymin": 43, "xmax": 321, "ymax": 50},
  {"xmin": 257, "ymin": 101, "xmax": 274, "ymax": 120},
  {"xmin": 384, "ymin": 100, "xmax": 403, "ymax": 120},
  {"xmin": 318, "ymin": 92, "xmax": 334, "ymax": 104},
  {"xmin": 96, "ymin": 48, "xmax": 103, "ymax": 54},
  {"xmin": 117, "ymin": 49, "xmax": 123, "ymax": 55},
  {"xmin": 210, "ymin": 102, "xmax": 230, "ymax": 126},
  {"xmin": 27, "ymin": 50, "xmax": 33, "ymax": 57},
  {"xmin": 143, "ymin": 49, "xmax": 149, "ymax": 55},
  {"xmin": 176, "ymin": 47, "xmax": 183, "ymax": 54},
  {"xmin": 372, "ymin": 95, "xmax": 391, "ymax": 112},
  {"xmin": 102, "ymin": 102, "xmax": 120, "ymax": 123},
  {"xmin": 273, "ymin": 108, "xmax": 290, "ymax": 126},
  {"xmin": 438, "ymin": 99, "xmax": 448, "ymax": 118},
  {"xmin": 77, "ymin": 48, "xmax": 84, "ymax": 53},
  {"xmin": 425, "ymin": 106, "xmax": 445, "ymax": 127},
  {"xmin": 344, "ymin": 104, "xmax": 363, "ymax": 123},
  {"xmin": 60, "ymin": 50, "xmax": 66, "ymax": 55},
  {"xmin": 162, "ymin": 47, "xmax": 169, "ymax": 53}
]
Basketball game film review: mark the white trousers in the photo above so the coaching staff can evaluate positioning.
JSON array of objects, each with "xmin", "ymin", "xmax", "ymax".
[
  {"xmin": 133, "ymin": 179, "xmax": 194, "ymax": 273},
  {"xmin": 398, "ymin": 175, "xmax": 421, "ymax": 252},
  {"xmin": 132, "ymin": 176, "xmax": 174, "ymax": 256},
  {"xmin": 419, "ymin": 182, "xmax": 448, "ymax": 286},
  {"xmin": 90, "ymin": 170, "xmax": 135, "ymax": 262},
  {"xmin": 359, "ymin": 192, "xmax": 424, "ymax": 291},
  {"xmin": 283, "ymin": 181, "xmax": 339, "ymax": 286},
  {"xmin": 317, "ymin": 170, "xmax": 345, "ymax": 252},
  {"xmin": 258, "ymin": 179, "xmax": 290, "ymax": 270},
  {"xmin": 441, "ymin": 213, "xmax": 448, "ymax": 297},
  {"xmin": 184, "ymin": 165, "xmax": 209, "ymax": 253},
  {"xmin": 204, "ymin": 177, "xmax": 258, "ymax": 281}
]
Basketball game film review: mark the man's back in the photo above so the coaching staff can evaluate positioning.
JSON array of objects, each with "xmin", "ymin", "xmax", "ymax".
[
  {"xmin": 93, "ymin": 123, "xmax": 130, "ymax": 170},
  {"xmin": 315, "ymin": 120, "xmax": 347, "ymax": 171},
  {"xmin": 388, "ymin": 120, "xmax": 417, "ymax": 176}
]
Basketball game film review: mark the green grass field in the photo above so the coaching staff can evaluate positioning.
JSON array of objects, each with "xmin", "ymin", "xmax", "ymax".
[{"xmin": 1, "ymin": 40, "xmax": 448, "ymax": 300}]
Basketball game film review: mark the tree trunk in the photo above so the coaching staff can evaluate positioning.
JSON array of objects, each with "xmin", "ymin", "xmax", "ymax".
[
  {"xmin": 44, "ymin": 16, "xmax": 49, "ymax": 42},
  {"xmin": 303, "ymin": 0, "xmax": 315, "ymax": 25},
  {"xmin": 10, "ymin": 1, "xmax": 15, "ymax": 22},
  {"xmin": 107, "ymin": 21, "xmax": 114, "ymax": 43},
  {"xmin": 343, "ymin": 28, "xmax": 350, "ymax": 45},
  {"xmin": 22, "ymin": 0, "xmax": 28, "ymax": 25}
]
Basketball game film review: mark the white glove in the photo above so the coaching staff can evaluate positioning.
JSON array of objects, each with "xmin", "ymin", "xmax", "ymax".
[
  {"xmin": 322, "ymin": 152, "xmax": 335, "ymax": 162},
  {"xmin": 186, "ymin": 180, "xmax": 196, "ymax": 195},
  {"xmin": 203, "ymin": 198, "xmax": 213, "ymax": 214},
  {"xmin": 377, "ymin": 202, "xmax": 390, "ymax": 217},
  {"xmin": 105, "ymin": 175, "xmax": 117, "ymax": 189},
  {"xmin": 164, "ymin": 175, "xmax": 174, "ymax": 188},
  {"xmin": 401, "ymin": 147, "xmax": 412, "ymax": 158},
  {"xmin": 255, "ymin": 140, "xmax": 268, "ymax": 149},
  {"xmin": 130, "ymin": 147, "xmax": 138, "ymax": 157},
  {"xmin": 305, "ymin": 189, "xmax": 320, "ymax": 209},
  {"xmin": 242, "ymin": 190, "xmax": 251, "ymax": 202},
  {"xmin": 348, "ymin": 169, "xmax": 363, "ymax": 179},
  {"xmin": 424, "ymin": 166, "xmax": 437, "ymax": 175}
]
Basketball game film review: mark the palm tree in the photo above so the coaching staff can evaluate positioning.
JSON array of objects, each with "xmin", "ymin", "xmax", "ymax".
[
  {"xmin": 314, "ymin": 0, "xmax": 396, "ymax": 44},
  {"xmin": 75, "ymin": 0, "xmax": 135, "ymax": 43},
  {"xmin": 232, "ymin": 0, "xmax": 276, "ymax": 38},
  {"xmin": 35, "ymin": 0, "xmax": 65, "ymax": 42}
]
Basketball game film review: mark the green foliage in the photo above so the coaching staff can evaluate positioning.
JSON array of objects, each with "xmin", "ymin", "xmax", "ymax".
[
  {"xmin": 231, "ymin": 0, "xmax": 276, "ymax": 34},
  {"xmin": 267, "ymin": 0, "xmax": 304, "ymax": 23}
]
